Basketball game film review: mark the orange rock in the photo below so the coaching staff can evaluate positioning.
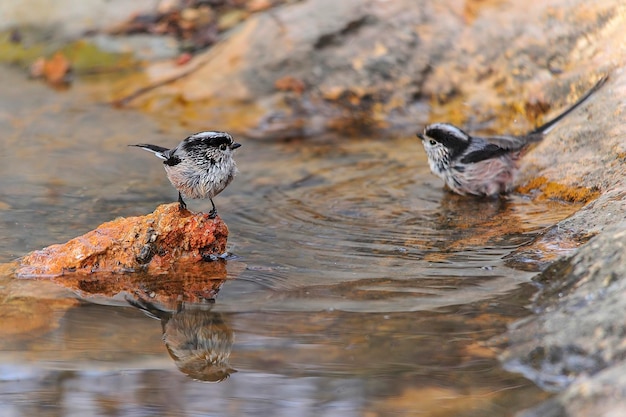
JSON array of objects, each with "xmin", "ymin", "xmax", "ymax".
[
  {"xmin": 16, "ymin": 203, "xmax": 230, "ymax": 305},
  {"xmin": 17, "ymin": 203, "xmax": 228, "ymax": 277},
  {"xmin": 30, "ymin": 52, "xmax": 72, "ymax": 86}
]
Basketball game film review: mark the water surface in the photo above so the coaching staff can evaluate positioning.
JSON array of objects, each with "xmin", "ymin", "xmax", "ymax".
[{"xmin": 0, "ymin": 66, "xmax": 576, "ymax": 416}]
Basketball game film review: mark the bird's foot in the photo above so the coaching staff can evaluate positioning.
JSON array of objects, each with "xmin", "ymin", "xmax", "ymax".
[
  {"xmin": 178, "ymin": 192, "xmax": 187, "ymax": 211},
  {"xmin": 202, "ymin": 253, "xmax": 219, "ymax": 262}
]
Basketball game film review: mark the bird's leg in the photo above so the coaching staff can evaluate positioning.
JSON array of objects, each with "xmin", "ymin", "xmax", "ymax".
[
  {"xmin": 208, "ymin": 198, "xmax": 217, "ymax": 219},
  {"xmin": 178, "ymin": 192, "xmax": 187, "ymax": 211}
]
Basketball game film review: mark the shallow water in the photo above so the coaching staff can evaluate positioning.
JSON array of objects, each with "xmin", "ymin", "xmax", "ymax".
[{"xmin": 0, "ymin": 66, "xmax": 579, "ymax": 416}]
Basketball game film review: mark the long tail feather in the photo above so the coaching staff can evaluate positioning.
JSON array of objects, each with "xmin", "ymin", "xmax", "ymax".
[
  {"xmin": 129, "ymin": 144, "xmax": 170, "ymax": 160},
  {"xmin": 530, "ymin": 75, "xmax": 608, "ymax": 135}
]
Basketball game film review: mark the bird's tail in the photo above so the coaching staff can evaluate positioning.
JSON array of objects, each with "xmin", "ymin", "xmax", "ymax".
[
  {"xmin": 530, "ymin": 75, "xmax": 608, "ymax": 135},
  {"xmin": 129, "ymin": 144, "xmax": 169, "ymax": 160}
]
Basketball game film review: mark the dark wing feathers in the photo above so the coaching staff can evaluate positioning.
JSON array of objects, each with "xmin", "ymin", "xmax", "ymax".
[
  {"xmin": 477, "ymin": 134, "xmax": 539, "ymax": 151},
  {"xmin": 460, "ymin": 143, "xmax": 508, "ymax": 164}
]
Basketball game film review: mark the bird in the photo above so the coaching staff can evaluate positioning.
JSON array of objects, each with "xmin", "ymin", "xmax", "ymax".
[
  {"xmin": 131, "ymin": 131, "xmax": 241, "ymax": 218},
  {"xmin": 126, "ymin": 296, "xmax": 236, "ymax": 382},
  {"xmin": 417, "ymin": 76, "xmax": 608, "ymax": 197}
]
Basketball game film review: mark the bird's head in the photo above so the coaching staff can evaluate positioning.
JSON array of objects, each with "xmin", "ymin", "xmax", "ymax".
[
  {"xmin": 182, "ymin": 131, "xmax": 242, "ymax": 160},
  {"xmin": 417, "ymin": 123, "xmax": 471, "ymax": 173}
]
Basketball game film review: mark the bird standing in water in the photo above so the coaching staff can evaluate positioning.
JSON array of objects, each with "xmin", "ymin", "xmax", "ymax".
[{"xmin": 417, "ymin": 76, "xmax": 608, "ymax": 197}]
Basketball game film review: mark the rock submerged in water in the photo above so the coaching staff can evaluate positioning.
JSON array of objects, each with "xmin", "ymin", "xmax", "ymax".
[
  {"xmin": 16, "ymin": 203, "xmax": 230, "ymax": 304},
  {"xmin": 18, "ymin": 203, "xmax": 228, "ymax": 277}
]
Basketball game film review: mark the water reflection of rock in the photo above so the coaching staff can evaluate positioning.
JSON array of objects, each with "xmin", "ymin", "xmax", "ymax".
[
  {"xmin": 24, "ymin": 263, "xmax": 228, "ymax": 307},
  {"xmin": 15, "ymin": 202, "xmax": 231, "ymax": 305},
  {"xmin": 128, "ymin": 296, "xmax": 236, "ymax": 382}
]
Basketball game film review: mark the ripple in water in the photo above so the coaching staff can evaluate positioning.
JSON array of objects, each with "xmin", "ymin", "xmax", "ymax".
[{"xmin": 215, "ymin": 136, "xmax": 580, "ymax": 313}]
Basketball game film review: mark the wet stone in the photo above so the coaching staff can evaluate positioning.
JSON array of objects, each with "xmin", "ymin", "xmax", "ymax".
[
  {"xmin": 18, "ymin": 203, "xmax": 228, "ymax": 277},
  {"xmin": 15, "ymin": 203, "xmax": 229, "ymax": 305},
  {"xmin": 495, "ymin": 221, "xmax": 626, "ymax": 417}
]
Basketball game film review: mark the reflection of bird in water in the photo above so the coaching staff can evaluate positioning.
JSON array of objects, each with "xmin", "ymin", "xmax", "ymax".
[{"xmin": 127, "ymin": 296, "xmax": 236, "ymax": 382}]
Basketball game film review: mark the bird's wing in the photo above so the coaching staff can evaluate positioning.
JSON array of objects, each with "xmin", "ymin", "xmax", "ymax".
[
  {"xmin": 460, "ymin": 131, "xmax": 545, "ymax": 164},
  {"xmin": 459, "ymin": 143, "xmax": 508, "ymax": 164},
  {"xmin": 480, "ymin": 133, "xmax": 543, "ymax": 151}
]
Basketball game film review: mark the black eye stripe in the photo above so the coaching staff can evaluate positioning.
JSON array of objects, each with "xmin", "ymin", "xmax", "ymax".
[
  {"xmin": 425, "ymin": 128, "xmax": 464, "ymax": 146},
  {"xmin": 460, "ymin": 144, "xmax": 508, "ymax": 164},
  {"xmin": 182, "ymin": 134, "xmax": 232, "ymax": 152},
  {"xmin": 425, "ymin": 127, "xmax": 470, "ymax": 160}
]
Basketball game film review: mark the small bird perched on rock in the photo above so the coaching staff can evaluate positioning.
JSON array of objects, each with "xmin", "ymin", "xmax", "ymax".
[
  {"xmin": 131, "ymin": 131, "xmax": 241, "ymax": 218},
  {"xmin": 417, "ymin": 76, "xmax": 608, "ymax": 197}
]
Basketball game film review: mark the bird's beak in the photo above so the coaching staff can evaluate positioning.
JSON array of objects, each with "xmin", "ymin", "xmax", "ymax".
[
  {"xmin": 231, "ymin": 143, "xmax": 242, "ymax": 150},
  {"xmin": 416, "ymin": 133, "xmax": 425, "ymax": 141}
]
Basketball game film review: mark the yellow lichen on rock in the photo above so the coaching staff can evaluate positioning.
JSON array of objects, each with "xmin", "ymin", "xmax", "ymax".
[{"xmin": 517, "ymin": 176, "xmax": 601, "ymax": 203}]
